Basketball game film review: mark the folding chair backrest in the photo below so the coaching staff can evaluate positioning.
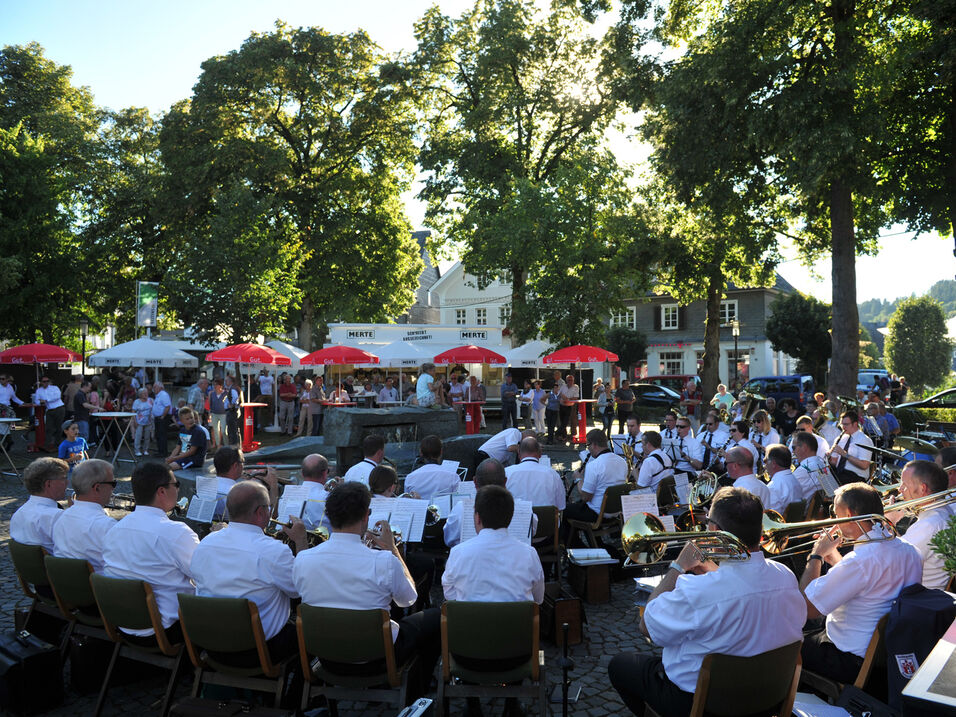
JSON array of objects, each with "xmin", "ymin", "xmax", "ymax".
[
  {"xmin": 600, "ymin": 483, "xmax": 630, "ymax": 519},
  {"xmin": 532, "ymin": 506, "xmax": 558, "ymax": 546},
  {"xmin": 855, "ymin": 614, "xmax": 888, "ymax": 689},
  {"xmin": 695, "ymin": 640, "xmax": 802, "ymax": 717},
  {"xmin": 9, "ymin": 541, "xmax": 50, "ymax": 595},
  {"xmin": 44, "ymin": 555, "xmax": 96, "ymax": 612},
  {"xmin": 444, "ymin": 601, "xmax": 536, "ymax": 662},
  {"xmin": 784, "ymin": 500, "xmax": 806, "ymax": 523},
  {"xmin": 178, "ymin": 594, "xmax": 258, "ymax": 654},
  {"xmin": 90, "ymin": 574, "xmax": 156, "ymax": 632},
  {"xmin": 655, "ymin": 476, "xmax": 677, "ymax": 508},
  {"xmin": 297, "ymin": 605, "xmax": 389, "ymax": 663}
]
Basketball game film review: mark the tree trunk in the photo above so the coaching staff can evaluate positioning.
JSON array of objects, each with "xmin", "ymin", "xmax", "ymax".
[
  {"xmin": 700, "ymin": 267, "xmax": 723, "ymax": 399},
  {"xmin": 829, "ymin": 177, "xmax": 859, "ymax": 398},
  {"xmin": 299, "ymin": 295, "xmax": 314, "ymax": 352},
  {"xmin": 946, "ymin": 79, "xmax": 956, "ymax": 240},
  {"xmin": 510, "ymin": 266, "xmax": 529, "ymax": 344}
]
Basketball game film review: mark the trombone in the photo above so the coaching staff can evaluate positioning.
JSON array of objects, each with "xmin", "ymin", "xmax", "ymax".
[
  {"xmin": 621, "ymin": 512, "xmax": 751, "ymax": 567},
  {"xmin": 884, "ymin": 487, "xmax": 956, "ymax": 518},
  {"xmin": 761, "ymin": 512, "xmax": 898, "ymax": 557}
]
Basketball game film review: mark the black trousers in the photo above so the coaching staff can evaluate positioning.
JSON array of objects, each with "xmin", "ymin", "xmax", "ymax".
[
  {"xmin": 558, "ymin": 405, "xmax": 572, "ymax": 438},
  {"xmin": 801, "ymin": 622, "xmax": 863, "ymax": 684},
  {"xmin": 154, "ymin": 415, "xmax": 169, "ymax": 455},
  {"xmin": 501, "ymin": 402, "xmax": 518, "ymax": 429},
  {"xmin": 560, "ymin": 501, "xmax": 597, "ymax": 546},
  {"xmin": 545, "ymin": 409, "xmax": 559, "ymax": 442},
  {"xmin": 617, "ymin": 410, "xmax": 632, "ymax": 434},
  {"xmin": 608, "ymin": 652, "xmax": 694, "ymax": 717}
]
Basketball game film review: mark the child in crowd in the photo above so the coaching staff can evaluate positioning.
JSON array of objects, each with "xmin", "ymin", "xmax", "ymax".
[
  {"xmin": 58, "ymin": 420, "xmax": 88, "ymax": 477},
  {"xmin": 132, "ymin": 388, "xmax": 153, "ymax": 456}
]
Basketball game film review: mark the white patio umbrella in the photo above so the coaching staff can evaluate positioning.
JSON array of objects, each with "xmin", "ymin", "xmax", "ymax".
[
  {"xmin": 355, "ymin": 340, "xmax": 429, "ymax": 401},
  {"xmin": 505, "ymin": 340, "xmax": 556, "ymax": 368},
  {"xmin": 88, "ymin": 336, "xmax": 199, "ymax": 384}
]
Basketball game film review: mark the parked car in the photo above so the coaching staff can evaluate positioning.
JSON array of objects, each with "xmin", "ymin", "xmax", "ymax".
[
  {"xmin": 741, "ymin": 375, "xmax": 815, "ymax": 408},
  {"xmin": 644, "ymin": 375, "xmax": 701, "ymax": 394},
  {"xmin": 629, "ymin": 383, "xmax": 683, "ymax": 410},
  {"xmin": 857, "ymin": 369, "xmax": 890, "ymax": 394},
  {"xmin": 896, "ymin": 388, "xmax": 956, "ymax": 410}
]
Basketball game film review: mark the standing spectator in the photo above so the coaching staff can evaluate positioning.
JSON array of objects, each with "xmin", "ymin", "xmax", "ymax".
[
  {"xmin": 519, "ymin": 379, "xmax": 535, "ymax": 430},
  {"xmin": 558, "ymin": 374, "xmax": 580, "ymax": 442},
  {"xmin": 132, "ymin": 388, "xmax": 154, "ymax": 456},
  {"xmin": 152, "ymin": 380, "xmax": 172, "ymax": 456},
  {"xmin": 377, "ymin": 377, "xmax": 399, "ymax": 406},
  {"xmin": 500, "ymin": 372, "xmax": 519, "ymax": 429},
  {"xmin": 679, "ymin": 379, "xmax": 703, "ymax": 431},
  {"xmin": 208, "ymin": 379, "xmax": 228, "ymax": 450},
  {"xmin": 297, "ymin": 379, "xmax": 314, "ymax": 437},
  {"xmin": 447, "ymin": 374, "xmax": 465, "ymax": 404},
  {"xmin": 72, "ymin": 380, "xmax": 97, "ymax": 443},
  {"xmin": 35, "ymin": 375, "xmax": 66, "ymax": 451},
  {"xmin": 0, "ymin": 373, "xmax": 26, "ymax": 449},
  {"xmin": 531, "ymin": 380, "xmax": 546, "ymax": 435},
  {"xmin": 310, "ymin": 375, "xmax": 326, "ymax": 436},
  {"xmin": 596, "ymin": 383, "xmax": 614, "ymax": 438},
  {"xmin": 544, "ymin": 382, "xmax": 562, "ymax": 445},
  {"xmin": 615, "ymin": 380, "xmax": 635, "ymax": 433},
  {"xmin": 277, "ymin": 374, "xmax": 297, "ymax": 435},
  {"xmin": 62, "ymin": 374, "xmax": 82, "ymax": 419},
  {"xmin": 186, "ymin": 377, "xmax": 208, "ymax": 426},
  {"xmin": 224, "ymin": 375, "xmax": 242, "ymax": 447},
  {"xmin": 464, "ymin": 374, "xmax": 487, "ymax": 427}
]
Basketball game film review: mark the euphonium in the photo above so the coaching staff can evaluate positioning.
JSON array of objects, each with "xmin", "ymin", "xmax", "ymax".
[
  {"xmin": 621, "ymin": 512, "xmax": 750, "ymax": 567},
  {"xmin": 760, "ymin": 512, "xmax": 898, "ymax": 557},
  {"xmin": 689, "ymin": 471, "xmax": 723, "ymax": 509}
]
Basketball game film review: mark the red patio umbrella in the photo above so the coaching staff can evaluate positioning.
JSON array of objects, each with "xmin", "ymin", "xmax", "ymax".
[
  {"xmin": 0, "ymin": 343, "xmax": 82, "ymax": 364},
  {"xmin": 300, "ymin": 345, "xmax": 380, "ymax": 399},
  {"xmin": 205, "ymin": 343, "xmax": 292, "ymax": 366},
  {"xmin": 433, "ymin": 345, "xmax": 507, "ymax": 366},
  {"xmin": 543, "ymin": 345, "xmax": 619, "ymax": 364}
]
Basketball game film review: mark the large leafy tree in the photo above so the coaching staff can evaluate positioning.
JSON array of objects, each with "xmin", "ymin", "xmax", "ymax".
[
  {"xmin": 884, "ymin": 296, "xmax": 954, "ymax": 393},
  {"xmin": 765, "ymin": 293, "xmax": 832, "ymax": 385},
  {"xmin": 160, "ymin": 24, "xmax": 424, "ymax": 348},
  {"xmin": 414, "ymin": 0, "xmax": 656, "ymax": 343}
]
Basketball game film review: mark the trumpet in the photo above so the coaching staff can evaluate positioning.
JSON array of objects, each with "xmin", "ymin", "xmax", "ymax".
[
  {"xmin": 760, "ymin": 512, "xmax": 898, "ymax": 557},
  {"xmin": 266, "ymin": 517, "xmax": 329, "ymax": 547},
  {"xmin": 621, "ymin": 512, "xmax": 750, "ymax": 567}
]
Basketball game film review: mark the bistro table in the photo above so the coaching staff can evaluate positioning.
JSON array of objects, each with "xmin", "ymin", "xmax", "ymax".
[
  {"xmin": 91, "ymin": 411, "xmax": 137, "ymax": 467},
  {"xmin": 0, "ymin": 417, "xmax": 23, "ymax": 478},
  {"xmin": 241, "ymin": 402, "xmax": 267, "ymax": 452},
  {"xmin": 457, "ymin": 401, "xmax": 485, "ymax": 435}
]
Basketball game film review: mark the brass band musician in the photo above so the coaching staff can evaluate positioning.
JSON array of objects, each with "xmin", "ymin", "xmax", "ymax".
[{"xmin": 51, "ymin": 459, "xmax": 117, "ymax": 572}]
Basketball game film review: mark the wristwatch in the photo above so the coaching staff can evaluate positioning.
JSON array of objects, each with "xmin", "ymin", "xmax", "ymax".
[
  {"xmin": 808, "ymin": 554, "xmax": 824, "ymax": 564},
  {"xmin": 668, "ymin": 560, "xmax": 686, "ymax": 575}
]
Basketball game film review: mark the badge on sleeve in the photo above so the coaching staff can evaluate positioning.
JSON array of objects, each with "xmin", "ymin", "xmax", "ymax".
[{"xmin": 894, "ymin": 652, "xmax": 919, "ymax": 679}]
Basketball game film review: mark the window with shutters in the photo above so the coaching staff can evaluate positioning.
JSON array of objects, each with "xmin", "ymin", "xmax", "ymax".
[
  {"xmin": 661, "ymin": 304, "xmax": 679, "ymax": 330},
  {"xmin": 455, "ymin": 309, "xmax": 466, "ymax": 325},
  {"xmin": 475, "ymin": 308, "xmax": 487, "ymax": 325},
  {"xmin": 719, "ymin": 300, "xmax": 738, "ymax": 326}
]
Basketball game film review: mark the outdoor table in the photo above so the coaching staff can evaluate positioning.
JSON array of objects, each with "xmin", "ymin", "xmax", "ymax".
[
  {"xmin": 91, "ymin": 412, "xmax": 136, "ymax": 468},
  {"xmin": 241, "ymin": 402, "xmax": 267, "ymax": 453},
  {"xmin": 458, "ymin": 401, "xmax": 485, "ymax": 435},
  {"xmin": 571, "ymin": 399, "xmax": 597, "ymax": 444},
  {"xmin": 0, "ymin": 417, "xmax": 23, "ymax": 478},
  {"xmin": 352, "ymin": 394, "xmax": 376, "ymax": 407}
]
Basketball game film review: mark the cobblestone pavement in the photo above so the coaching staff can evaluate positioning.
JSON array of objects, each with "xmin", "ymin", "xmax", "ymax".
[{"xmin": 0, "ymin": 422, "xmax": 658, "ymax": 716}]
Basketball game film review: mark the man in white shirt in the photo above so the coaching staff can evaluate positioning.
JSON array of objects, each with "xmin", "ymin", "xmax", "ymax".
[
  {"xmin": 151, "ymin": 381, "xmax": 173, "ymax": 457},
  {"xmin": 618, "ymin": 416, "xmax": 643, "ymax": 454},
  {"xmin": 671, "ymin": 417, "xmax": 700, "ymax": 479},
  {"xmin": 377, "ymin": 377, "xmax": 399, "ymax": 406},
  {"xmin": 609, "ymin": 487, "xmax": 806, "ymax": 716},
  {"xmin": 0, "ymin": 374, "xmax": 26, "ymax": 449},
  {"xmin": 403, "ymin": 435, "xmax": 460, "ymax": 501},
  {"xmin": 764, "ymin": 444, "xmax": 802, "ymax": 514},
  {"xmin": 689, "ymin": 411, "xmax": 729, "ymax": 472},
  {"xmin": 344, "ymin": 434, "xmax": 385, "ymax": 487},
  {"xmin": 788, "ymin": 415, "xmax": 830, "ymax": 459},
  {"xmin": 635, "ymin": 431, "xmax": 674, "ymax": 492},
  {"xmin": 10, "ymin": 457, "xmax": 69, "ymax": 554},
  {"xmin": 52, "ymin": 459, "xmax": 116, "ymax": 572},
  {"xmin": 828, "ymin": 410, "xmax": 874, "ymax": 485},
  {"xmin": 292, "ymin": 482, "xmax": 440, "ymax": 697},
  {"xmin": 299, "ymin": 453, "xmax": 333, "ymax": 530},
  {"xmin": 103, "ymin": 461, "xmax": 199, "ymax": 642},
  {"xmin": 660, "ymin": 411, "xmax": 678, "ymax": 441},
  {"xmin": 748, "ymin": 410, "xmax": 780, "ymax": 471},
  {"xmin": 475, "ymin": 427, "xmax": 524, "ymax": 473},
  {"xmin": 800, "ymin": 483, "xmax": 922, "ymax": 682},
  {"xmin": 443, "ymin": 484, "xmax": 545, "ymax": 604},
  {"xmin": 558, "ymin": 374, "xmax": 580, "ymax": 442},
  {"xmin": 724, "ymin": 446, "xmax": 771, "ymax": 508},
  {"xmin": 192, "ymin": 480, "xmax": 306, "ymax": 664},
  {"xmin": 561, "ymin": 429, "xmax": 628, "ymax": 544},
  {"xmin": 790, "ymin": 432, "xmax": 834, "ymax": 501},
  {"xmin": 937, "ymin": 446, "xmax": 956, "ymax": 489},
  {"xmin": 34, "ymin": 375, "xmax": 66, "ymax": 451},
  {"xmin": 505, "ymin": 436, "xmax": 566, "ymax": 510},
  {"xmin": 891, "ymin": 460, "xmax": 954, "ymax": 590}
]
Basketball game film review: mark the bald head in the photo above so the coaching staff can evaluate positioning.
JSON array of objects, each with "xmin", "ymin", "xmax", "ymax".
[
  {"xmin": 301, "ymin": 454, "xmax": 329, "ymax": 483},
  {"xmin": 226, "ymin": 480, "xmax": 269, "ymax": 525},
  {"xmin": 474, "ymin": 458, "xmax": 506, "ymax": 488},
  {"xmin": 725, "ymin": 446, "xmax": 753, "ymax": 477},
  {"xmin": 518, "ymin": 436, "xmax": 542, "ymax": 459}
]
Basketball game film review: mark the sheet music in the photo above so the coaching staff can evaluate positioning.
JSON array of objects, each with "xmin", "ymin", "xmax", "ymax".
[
  {"xmin": 186, "ymin": 496, "xmax": 217, "ymax": 522},
  {"xmin": 674, "ymin": 474, "xmax": 690, "ymax": 506},
  {"xmin": 392, "ymin": 497, "xmax": 429, "ymax": 542},
  {"xmin": 196, "ymin": 475, "xmax": 218, "ymax": 499},
  {"xmin": 539, "ymin": 454, "xmax": 551, "ymax": 468},
  {"xmin": 458, "ymin": 498, "xmax": 533, "ymax": 544},
  {"xmin": 431, "ymin": 494, "xmax": 452, "ymax": 519},
  {"xmin": 441, "ymin": 459, "xmax": 460, "ymax": 474},
  {"xmin": 661, "ymin": 437, "xmax": 680, "ymax": 461},
  {"xmin": 622, "ymin": 493, "xmax": 659, "ymax": 523},
  {"xmin": 815, "ymin": 466, "xmax": 840, "ymax": 498},
  {"xmin": 459, "ymin": 498, "xmax": 478, "ymax": 542},
  {"xmin": 368, "ymin": 496, "xmax": 394, "ymax": 534},
  {"xmin": 276, "ymin": 484, "xmax": 310, "ymax": 523},
  {"xmin": 658, "ymin": 515, "xmax": 676, "ymax": 532},
  {"xmin": 456, "ymin": 481, "xmax": 477, "ymax": 498}
]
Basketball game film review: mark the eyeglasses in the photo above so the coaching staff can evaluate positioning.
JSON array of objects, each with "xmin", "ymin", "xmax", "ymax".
[
  {"xmin": 163, "ymin": 480, "xmax": 181, "ymax": 489},
  {"xmin": 95, "ymin": 480, "xmax": 118, "ymax": 487},
  {"xmin": 705, "ymin": 421, "xmax": 716, "ymax": 426},
  {"xmin": 677, "ymin": 424, "xmax": 690, "ymax": 429}
]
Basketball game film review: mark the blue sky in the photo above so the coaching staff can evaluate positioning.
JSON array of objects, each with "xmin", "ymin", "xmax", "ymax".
[{"xmin": 4, "ymin": 0, "xmax": 953, "ymax": 304}]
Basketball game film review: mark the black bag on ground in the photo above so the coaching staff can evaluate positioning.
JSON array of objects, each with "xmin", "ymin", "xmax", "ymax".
[
  {"xmin": 169, "ymin": 697, "xmax": 294, "ymax": 716},
  {"xmin": 0, "ymin": 629, "xmax": 64, "ymax": 715}
]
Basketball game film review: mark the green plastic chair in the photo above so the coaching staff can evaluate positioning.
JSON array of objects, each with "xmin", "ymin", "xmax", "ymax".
[
  {"xmin": 88, "ymin": 574, "xmax": 184, "ymax": 717},
  {"xmin": 438, "ymin": 601, "xmax": 546, "ymax": 717},
  {"xmin": 44, "ymin": 555, "xmax": 110, "ymax": 661},
  {"xmin": 8, "ymin": 540, "xmax": 67, "ymax": 651},
  {"xmin": 296, "ymin": 604, "xmax": 415, "ymax": 714},
  {"xmin": 177, "ymin": 594, "xmax": 293, "ymax": 708}
]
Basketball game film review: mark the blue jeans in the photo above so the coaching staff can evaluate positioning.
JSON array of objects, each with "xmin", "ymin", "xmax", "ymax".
[{"xmin": 76, "ymin": 420, "xmax": 90, "ymax": 442}]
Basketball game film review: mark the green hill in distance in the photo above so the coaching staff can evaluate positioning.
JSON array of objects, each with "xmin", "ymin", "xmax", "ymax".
[{"xmin": 859, "ymin": 280, "xmax": 956, "ymax": 324}]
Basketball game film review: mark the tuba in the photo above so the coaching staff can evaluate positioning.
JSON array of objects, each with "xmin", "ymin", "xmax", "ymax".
[{"xmin": 621, "ymin": 513, "xmax": 750, "ymax": 567}]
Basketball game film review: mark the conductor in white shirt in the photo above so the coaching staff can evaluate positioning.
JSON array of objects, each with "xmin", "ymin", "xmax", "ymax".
[
  {"xmin": 343, "ymin": 434, "xmax": 385, "ymax": 487},
  {"xmin": 403, "ymin": 435, "xmax": 460, "ymax": 502},
  {"xmin": 504, "ymin": 436, "xmax": 566, "ymax": 511},
  {"xmin": 764, "ymin": 444, "xmax": 802, "ymax": 515},
  {"xmin": 609, "ymin": 487, "xmax": 806, "ymax": 716},
  {"xmin": 52, "ymin": 459, "xmax": 117, "ymax": 573},
  {"xmin": 724, "ymin": 446, "xmax": 771, "ymax": 508}
]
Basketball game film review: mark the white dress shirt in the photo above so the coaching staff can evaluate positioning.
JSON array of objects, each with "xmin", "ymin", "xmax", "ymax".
[
  {"xmin": 788, "ymin": 433, "xmax": 830, "ymax": 460},
  {"xmin": 191, "ymin": 522, "xmax": 298, "ymax": 640},
  {"xmin": 52, "ymin": 500, "xmax": 116, "ymax": 572},
  {"xmin": 766, "ymin": 469, "xmax": 802, "ymax": 514},
  {"xmin": 636, "ymin": 449, "xmax": 673, "ymax": 491},
  {"xmin": 103, "ymin": 505, "xmax": 199, "ymax": 635},
  {"xmin": 34, "ymin": 385, "xmax": 64, "ymax": 410},
  {"xmin": 0, "ymin": 383, "xmax": 23, "ymax": 406},
  {"xmin": 344, "ymin": 458, "xmax": 377, "ymax": 487},
  {"xmin": 619, "ymin": 432, "xmax": 643, "ymax": 455},
  {"xmin": 644, "ymin": 552, "xmax": 806, "ymax": 692},
  {"xmin": 478, "ymin": 428, "xmax": 522, "ymax": 465},
  {"xmin": 292, "ymin": 532, "xmax": 416, "ymax": 641},
  {"xmin": 792, "ymin": 456, "xmax": 832, "ymax": 501},
  {"xmin": 214, "ymin": 476, "xmax": 236, "ymax": 519},
  {"xmin": 694, "ymin": 430, "xmax": 724, "ymax": 468},
  {"xmin": 403, "ymin": 463, "xmax": 461, "ymax": 502},
  {"xmin": 831, "ymin": 430, "xmax": 874, "ymax": 479},
  {"xmin": 749, "ymin": 428, "xmax": 780, "ymax": 451},
  {"xmin": 901, "ymin": 505, "xmax": 956, "ymax": 590},
  {"xmin": 672, "ymin": 435, "xmax": 700, "ymax": 475},
  {"xmin": 819, "ymin": 421, "xmax": 841, "ymax": 446},
  {"xmin": 442, "ymin": 528, "xmax": 544, "ymax": 603},
  {"xmin": 10, "ymin": 495, "xmax": 62, "ymax": 555},
  {"xmin": 732, "ymin": 474, "xmax": 771, "ymax": 508},
  {"xmin": 151, "ymin": 390, "xmax": 171, "ymax": 417},
  {"xmin": 443, "ymin": 500, "xmax": 539, "ymax": 548},
  {"xmin": 301, "ymin": 480, "xmax": 331, "ymax": 530},
  {"xmin": 805, "ymin": 530, "xmax": 922, "ymax": 657},
  {"xmin": 731, "ymin": 438, "xmax": 760, "ymax": 469},
  {"xmin": 581, "ymin": 450, "xmax": 628, "ymax": 513},
  {"xmin": 505, "ymin": 458, "xmax": 566, "ymax": 510}
]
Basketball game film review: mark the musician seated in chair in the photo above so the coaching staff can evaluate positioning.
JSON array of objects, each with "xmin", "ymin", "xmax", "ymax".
[
  {"xmin": 343, "ymin": 433, "xmax": 385, "ymax": 487},
  {"xmin": 890, "ymin": 460, "xmax": 953, "ymax": 590},
  {"xmin": 403, "ymin": 434, "xmax": 459, "ymax": 501},
  {"xmin": 10, "ymin": 457, "xmax": 69, "ymax": 555},
  {"xmin": 724, "ymin": 447, "xmax": 771, "ymax": 508},
  {"xmin": 52, "ymin": 459, "xmax": 117, "ymax": 573},
  {"xmin": 608, "ymin": 487, "xmax": 806, "ymax": 716},
  {"xmin": 292, "ymin": 481, "xmax": 440, "ymax": 698},
  {"xmin": 764, "ymin": 444, "xmax": 802, "ymax": 515},
  {"xmin": 633, "ymin": 431, "xmax": 673, "ymax": 493},
  {"xmin": 688, "ymin": 412, "xmax": 728, "ymax": 473},
  {"xmin": 827, "ymin": 410, "xmax": 873, "ymax": 485},
  {"xmin": 799, "ymin": 483, "xmax": 921, "ymax": 683},
  {"xmin": 191, "ymin": 480, "xmax": 306, "ymax": 665},
  {"xmin": 559, "ymin": 429, "xmax": 628, "ymax": 545},
  {"xmin": 619, "ymin": 416, "xmax": 643, "ymax": 454},
  {"xmin": 504, "ymin": 436, "xmax": 566, "ymax": 511}
]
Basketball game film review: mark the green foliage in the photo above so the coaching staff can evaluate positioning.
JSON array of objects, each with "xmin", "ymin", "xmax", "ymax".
[
  {"xmin": 605, "ymin": 326, "xmax": 647, "ymax": 375},
  {"xmin": 884, "ymin": 296, "xmax": 954, "ymax": 392},
  {"xmin": 765, "ymin": 293, "xmax": 831, "ymax": 386},
  {"xmin": 930, "ymin": 514, "xmax": 956, "ymax": 579},
  {"xmin": 859, "ymin": 280, "xmax": 956, "ymax": 324},
  {"xmin": 859, "ymin": 326, "xmax": 882, "ymax": 370}
]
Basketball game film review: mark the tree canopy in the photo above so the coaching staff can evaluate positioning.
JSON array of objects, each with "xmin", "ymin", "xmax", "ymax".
[{"xmin": 884, "ymin": 296, "xmax": 954, "ymax": 393}]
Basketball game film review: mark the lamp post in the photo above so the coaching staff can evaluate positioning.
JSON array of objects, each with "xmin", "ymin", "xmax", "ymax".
[
  {"xmin": 79, "ymin": 317, "xmax": 89, "ymax": 377},
  {"xmin": 731, "ymin": 320, "xmax": 740, "ymax": 391}
]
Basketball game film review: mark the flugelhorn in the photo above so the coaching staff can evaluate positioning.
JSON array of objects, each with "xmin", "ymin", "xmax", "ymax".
[
  {"xmin": 760, "ymin": 512, "xmax": 898, "ymax": 557},
  {"xmin": 621, "ymin": 512, "xmax": 751, "ymax": 567}
]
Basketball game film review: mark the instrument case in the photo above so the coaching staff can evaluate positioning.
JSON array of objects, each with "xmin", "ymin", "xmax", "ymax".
[{"xmin": 0, "ymin": 629, "xmax": 64, "ymax": 715}]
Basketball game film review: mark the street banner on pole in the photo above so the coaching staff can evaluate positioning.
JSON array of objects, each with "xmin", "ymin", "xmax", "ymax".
[{"xmin": 137, "ymin": 281, "xmax": 159, "ymax": 328}]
